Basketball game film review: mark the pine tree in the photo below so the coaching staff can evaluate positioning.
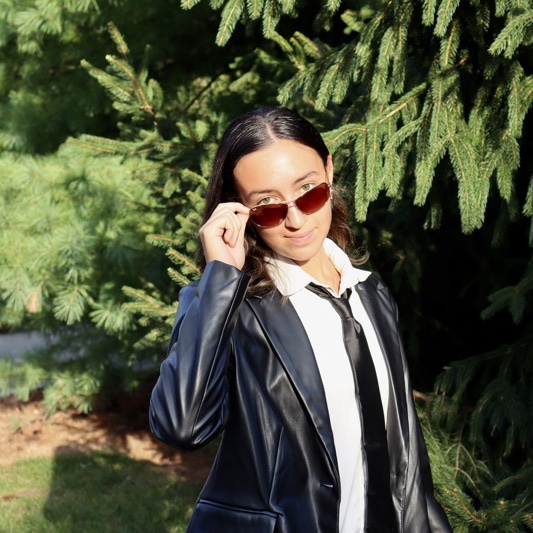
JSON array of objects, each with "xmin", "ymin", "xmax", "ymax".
[
  {"xmin": 177, "ymin": 0, "xmax": 533, "ymax": 527},
  {"xmin": 1, "ymin": 0, "xmax": 532, "ymax": 528},
  {"xmin": 0, "ymin": 2, "xmax": 277, "ymax": 411}
]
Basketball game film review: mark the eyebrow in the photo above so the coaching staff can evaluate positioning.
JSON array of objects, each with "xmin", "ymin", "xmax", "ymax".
[{"xmin": 247, "ymin": 171, "xmax": 320, "ymax": 200}]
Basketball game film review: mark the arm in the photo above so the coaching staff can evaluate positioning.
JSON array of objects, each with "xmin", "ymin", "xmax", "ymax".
[
  {"xmin": 380, "ymin": 282, "xmax": 451, "ymax": 533},
  {"xmin": 149, "ymin": 260, "xmax": 250, "ymax": 450},
  {"xmin": 386, "ymin": 288, "xmax": 452, "ymax": 532}
]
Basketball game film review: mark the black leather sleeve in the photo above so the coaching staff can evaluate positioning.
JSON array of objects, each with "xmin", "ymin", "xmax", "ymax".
[
  {"xmin": 149, "ymin": 261, "xmax": 250, "ymax": 450},
  {"xmin": 382, "ymin": 283, "xmax": 452, "ymax": 532}
]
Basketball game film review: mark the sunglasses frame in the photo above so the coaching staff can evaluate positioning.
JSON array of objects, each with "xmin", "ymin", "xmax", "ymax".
[{"xmin": 248, "ymin": 182, "xmax": 332, "ymax": 228}]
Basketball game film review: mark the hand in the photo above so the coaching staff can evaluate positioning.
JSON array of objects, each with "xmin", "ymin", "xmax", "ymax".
[{"xmin": 199, "ymin": 202, "xmax": 250, "ymax": 270}]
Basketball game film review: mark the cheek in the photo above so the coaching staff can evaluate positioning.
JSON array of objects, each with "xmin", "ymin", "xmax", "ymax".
[
  {"xmin": 256, "ymin": 227, "xmax": 280, "ymax": 247},
  {"xmin": 318, "ymin": 203, "xmax": 333, "ymax": 232}
]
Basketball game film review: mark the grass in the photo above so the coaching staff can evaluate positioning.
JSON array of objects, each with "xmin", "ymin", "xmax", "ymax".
[{"xmin": 0, "ymin": 452, "xmax": 202, "ymax": 532}]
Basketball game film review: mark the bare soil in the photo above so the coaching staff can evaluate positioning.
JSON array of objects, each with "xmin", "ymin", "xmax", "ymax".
[{"xmin": 0, "ymin": 394, "xmax": 215, "ymax": 484}]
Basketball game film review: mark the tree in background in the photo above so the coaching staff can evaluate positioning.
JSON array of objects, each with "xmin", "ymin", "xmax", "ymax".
[
  {"xmin": 0, "ymin": 0, "xmax": 275, "ymax": 408},
  {"xmin": 1, "ymin": 0, "xmax": 532, "ymax": 529}
]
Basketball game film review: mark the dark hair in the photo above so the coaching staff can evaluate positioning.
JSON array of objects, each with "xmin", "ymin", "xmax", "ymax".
[{"xmin": 198, "ymin": 106, "xmax": 365, "ymax": 295}]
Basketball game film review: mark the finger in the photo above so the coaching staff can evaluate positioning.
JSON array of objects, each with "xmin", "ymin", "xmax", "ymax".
[
  {"xmin": 235, "ymin": 212, "xmax": 249, "ymax": 243},
  {"xmin": 205, "ymin": 208, "xmax": 238, "ymax": 237},
  {"xmin": 212, "ymin": 202, "xmax": 250, "ymax": 218},
  {"xmin": 227, "ymin": 216, "xmax": 245, "ymax": 248},
  {"xmin": 212, "ymin": 204, "xmax": 248, "ymax": 247}
]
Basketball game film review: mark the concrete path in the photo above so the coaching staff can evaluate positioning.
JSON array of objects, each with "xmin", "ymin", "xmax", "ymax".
[{"xmin": 0, "ymin": 331, "xmax": 50, "ymax": 361}]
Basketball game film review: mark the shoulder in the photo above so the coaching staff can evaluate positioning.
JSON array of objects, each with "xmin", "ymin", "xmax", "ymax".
[
  {"xmin": 351, "ymin": 268, "xmax": 388, "ymax": 292},
  {"xmin": 179, "ymin": 261, "xmax": 250, "ymax": 297},
  {"xmin": 356, "ymin": 273, "xmax": 399, "ymax": 316}
]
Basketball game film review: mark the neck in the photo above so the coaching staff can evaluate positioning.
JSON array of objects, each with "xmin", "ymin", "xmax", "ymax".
[{"xmin": 295, "ymin": 250, "xmax": 340, "ymax": 292}]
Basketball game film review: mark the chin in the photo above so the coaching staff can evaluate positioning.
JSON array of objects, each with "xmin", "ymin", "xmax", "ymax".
[{"xmin": 277, "ymin": 243, "xmax": 325, "ymax": 265}]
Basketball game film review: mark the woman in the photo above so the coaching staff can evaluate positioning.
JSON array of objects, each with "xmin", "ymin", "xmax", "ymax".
[{"xmin": 149, "ymin": 107, "xmax": 451, "ymax": 532}]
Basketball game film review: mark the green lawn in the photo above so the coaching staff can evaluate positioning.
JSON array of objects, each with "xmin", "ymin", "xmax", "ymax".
[{"xmin": 0, "ymin": 452, "xmax": 202, "ymax": 532}]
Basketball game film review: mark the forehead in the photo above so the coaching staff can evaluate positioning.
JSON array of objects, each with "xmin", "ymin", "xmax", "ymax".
[{"xmin": 233, "ymin": 140, "xmax": 325, "ymax": 196}]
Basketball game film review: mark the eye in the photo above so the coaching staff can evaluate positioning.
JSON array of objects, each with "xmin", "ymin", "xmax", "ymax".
[
  {"xmin": 256, "ymin": 196, "xmax": 277, "ymax": 206},
  {"xmin": 299, "ymin": 182, "xmax": 316, "ymax": 194}
]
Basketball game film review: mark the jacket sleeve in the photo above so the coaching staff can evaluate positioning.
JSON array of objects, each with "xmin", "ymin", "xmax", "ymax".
[
  {"xmin": 149, "ymin": 260, "xmax": 250, "ymax": 450},
  {"xmin": 387, "ymin": 288, "xmax": 452, "ymax": 532}
]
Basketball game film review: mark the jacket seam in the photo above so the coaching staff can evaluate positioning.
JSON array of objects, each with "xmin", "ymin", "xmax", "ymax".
[{"xmin": 268, "ymin": 426, "xmax": 284, "ymax": 505}]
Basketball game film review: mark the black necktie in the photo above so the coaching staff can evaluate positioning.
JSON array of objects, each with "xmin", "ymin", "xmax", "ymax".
[{"xmin": 307, "ymin": 283, "xmax": 396, "ymax": 532}]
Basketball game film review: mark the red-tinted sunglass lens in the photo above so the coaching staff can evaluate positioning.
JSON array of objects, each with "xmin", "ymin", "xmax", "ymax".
[
  {"xmin": 249, "ymin": 204, "xmax": 288, "ymax": 227},
  {"xmin": 295, "ymin": 183, "xmax": 330, "ymax": 214},
  {"xmin": 249, "ymin": 183, "xmax": 330, "ymax": 228}
]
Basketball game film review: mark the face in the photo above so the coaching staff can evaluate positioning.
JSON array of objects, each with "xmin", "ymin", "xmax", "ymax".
[{"xmin": 233, "ymin": 139, "xmax": 334, "ymax": 273}]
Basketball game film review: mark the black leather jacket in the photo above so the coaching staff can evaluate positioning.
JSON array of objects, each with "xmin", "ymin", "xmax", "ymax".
[{"xmin": 149, "ymin": 260, "xmax": 452, "ymax": 532}]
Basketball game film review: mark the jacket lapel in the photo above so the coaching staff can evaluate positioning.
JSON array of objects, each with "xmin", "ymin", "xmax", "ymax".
[
  {"xmin": 247, "ymin": 276, "xmax": 410, "ymax": 498},
  {"xmin": 355, "ymin": 275, "xmax": 409, "ymax": 496},
  {"xmin": 247, "ymin": 293, "xmax": 339, "ymax": 475}
]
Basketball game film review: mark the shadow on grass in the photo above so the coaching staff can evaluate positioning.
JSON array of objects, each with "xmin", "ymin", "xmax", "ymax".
[{"xmin": 41, "ymin": 448, "xmax": 203, "ymax": 532}]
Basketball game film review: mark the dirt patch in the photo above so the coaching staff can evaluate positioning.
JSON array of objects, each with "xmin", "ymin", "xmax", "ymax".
[{"xmin": 0, "ymin": 395, "xmax": 215, "ymax": 484}]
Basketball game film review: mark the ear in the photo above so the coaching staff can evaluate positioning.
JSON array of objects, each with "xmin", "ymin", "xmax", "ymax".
[{"xmin": 326, "ymin": 155, "xmax": 334, "ymax": 185}]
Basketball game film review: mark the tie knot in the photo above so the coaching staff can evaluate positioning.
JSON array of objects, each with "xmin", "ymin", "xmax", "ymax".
[{"xmin": 306, "ymin": 283, "xmax": 353, "ymax": 319}]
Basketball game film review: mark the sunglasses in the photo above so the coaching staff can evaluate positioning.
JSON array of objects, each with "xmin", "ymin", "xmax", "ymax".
[{"xmin": 248, "ymin": 182, "xmax": 331, "ymax": 228}]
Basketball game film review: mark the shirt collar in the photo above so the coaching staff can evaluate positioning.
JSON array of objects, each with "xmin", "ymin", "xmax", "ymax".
[{"xmin": 266, "ymin": 238, "xmax": 371, "ymax": 297}]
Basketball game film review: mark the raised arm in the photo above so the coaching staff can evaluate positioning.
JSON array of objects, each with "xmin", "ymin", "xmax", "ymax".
[{"xmin": 149, "ymin": 260, "xmax": 250, "ymax": 450}]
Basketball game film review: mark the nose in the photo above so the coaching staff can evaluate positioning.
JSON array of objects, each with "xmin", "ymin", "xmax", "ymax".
[{"xmin": 284, "ymin": 202, "xmax": 306, "ymax": 229}]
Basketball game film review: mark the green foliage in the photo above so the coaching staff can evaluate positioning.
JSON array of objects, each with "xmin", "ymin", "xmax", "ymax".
[
  {"xmin": 0, "ymin": 359, "xmax": 46, "ymax": 402},
  {"xmin": 431, "ymin": 335, "xmax": 533, "ymax": 458},
  {"xmin": 420, "ymin": 404, "xmax": 533, "ymax": 531},
  {"xmin": 1, "ymin": 0, "xmax": 533, "ymax": 529},
  {"xmin": 180, "ymin": 1, "xmax": 533, "ymax": 526},
  {"xmin": 0, "ymin": 7, "xmax": 277, "ymax": 409},
  {"xmin": 0, "ymin": 149, "xmax": 163, "ymax": 328},
  {"xmin": 198, "ymin": 0, "xmax": 533, "ymax": 234}
]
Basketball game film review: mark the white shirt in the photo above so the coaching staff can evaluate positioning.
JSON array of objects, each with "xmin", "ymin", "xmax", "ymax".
[{"xmin": 266, "ymin": 239, "xmax": 390, "ymax": 533}]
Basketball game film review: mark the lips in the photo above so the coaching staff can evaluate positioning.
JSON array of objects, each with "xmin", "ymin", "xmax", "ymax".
[{"xmin": 286, "ymin": 230, "xmax": 314, "ymax": 243}]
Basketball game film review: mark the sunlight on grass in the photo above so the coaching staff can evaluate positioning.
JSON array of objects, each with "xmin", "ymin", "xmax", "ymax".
[{"xmin": 0, "ymin": 452, "xmax": 201, "ymax": 532}]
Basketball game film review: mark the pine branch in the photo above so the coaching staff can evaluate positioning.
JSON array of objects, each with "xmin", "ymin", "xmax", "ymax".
[
  {"xmin": 422, "ymin": 0, "xmax": 438, "ymax": 26},
  {"xmin": 247, "ymin": 0, "xmax": 265, "ymax": 19},
  {"xmin": 216, "ymin": 0, "xmax": 244, "ymax": 45},
  {"xmin": 53, "ymin": 285, "xmax": 91, "ymax": 325},
  {"xmin": 323, "ymin": 122, "xmax": 367, "ymax": 153},
  {"xmin": 108, "ymin": 22, "xmax": 130, "ymax": 60},
  {"xmin": 440, "ymin": 18, "xmax": 460, "ymax": 69},
  {"xmin": 279, "ymin": 0, "xmax": 296, "ymax": 16},
  {"xmin": 262, "ymin": 0, "xmax": 281, "ymax": 38},
  {"xmin": 67, "ymin": 135, "xmax": 137, "ymax": 155},
  {"xmin": 444, "ymin": 106, "xmax": 482, "ymax": 233},
  {"xmin": 316, "ymin": 60, "xmax": 344, "ymax": 111},
  {"xmin": 122, "ymin": 286, "xmax": 176, "ymax": 319},
  {"xmin": 146, "ymin": 234, "xmax": 182, "ymax": 249},
  {"xmin": 168, "ymin": 267, "xmax": 193, "ymax": 287},
  {"xmin": 371, "ymin": 26, "xmax": 396, "ymax": 104},
  {"xmin": 181, "ymin": 0, "xmax": 203, "ymax": 9},
  {"xmin": 489, "ymin": 11, "xmax": 533, "ymax": 58},
  {"xmin": 391, "ymin": 2, "xmax": 412, "ymax": 93},
  {"xmin": 434, "ymin": 0, "xmax": 460, "ymax": 38},
  {"xmin": 325, "ymin": 0, "xmax": 341, "ymax": 15},
  {"xmin": 482, "ymin": 265, "xmax": 533, "ymax": 324},
  {"xmin": 166, "ymin": 248, "xmax": 202, "ymax": 275}
]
